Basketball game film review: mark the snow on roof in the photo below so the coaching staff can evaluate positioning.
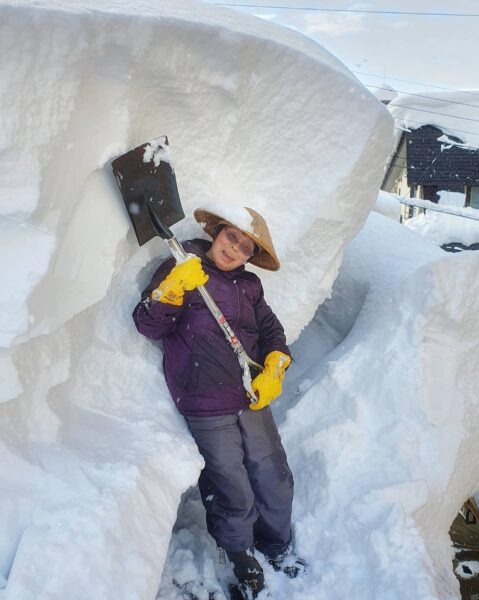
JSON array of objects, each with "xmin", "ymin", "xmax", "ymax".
[{"xmin": 388, "ymin": 90, "xmax": 479, "ymax": 149}]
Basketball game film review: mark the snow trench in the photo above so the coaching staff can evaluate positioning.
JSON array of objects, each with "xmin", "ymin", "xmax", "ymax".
[
  {"xmin": 279, "ymin": 214, "xmax": 479, "ymax": 600},
  {"xmin": 157, "ymin": 214, "xmax": 479, "ymax": 600}
]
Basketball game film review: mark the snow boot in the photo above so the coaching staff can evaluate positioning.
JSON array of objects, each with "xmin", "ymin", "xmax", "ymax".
[
  {"xmin": 267, "ymin": 547, "xmax": 308, "ymax": 579},
  {"xmin": 227, "ymin": 549, "xmax": 265, "ymax": 598}
]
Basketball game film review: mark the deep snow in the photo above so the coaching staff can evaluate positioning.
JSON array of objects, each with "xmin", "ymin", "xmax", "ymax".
[{"xmin": 2, "ymin": 2, "xmax": 478, "ymax": 600}]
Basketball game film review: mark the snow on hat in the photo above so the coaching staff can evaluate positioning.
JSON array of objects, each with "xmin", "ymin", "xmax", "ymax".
[{"xmin": 193, "ymin": 204, "xmax": 280, "ymax": 271}]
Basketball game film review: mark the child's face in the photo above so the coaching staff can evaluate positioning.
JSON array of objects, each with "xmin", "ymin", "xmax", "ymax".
[{"xmin": 208, "ymin": 226, "xmax": 256, "ymax": 271}]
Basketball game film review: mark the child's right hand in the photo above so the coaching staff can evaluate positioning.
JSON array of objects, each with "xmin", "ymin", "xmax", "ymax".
[{"xmin": 151, "ymin": 255, "xmax": 208, "ymax": 305}]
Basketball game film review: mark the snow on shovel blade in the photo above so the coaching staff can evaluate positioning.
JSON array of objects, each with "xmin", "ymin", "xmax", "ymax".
[{"xmin": 111, "ymin": 135, "xmax": 185, "ymax": 244}]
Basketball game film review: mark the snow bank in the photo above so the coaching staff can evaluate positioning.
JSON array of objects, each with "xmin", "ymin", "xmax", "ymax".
[
  {"xmin": 406, "ymin": 209, "xmax": 479, "ymax": 247},
  {"xmin": 0, "ymin": 0, "xmax": 392, "ymax": 598},
  {"xmin": 0, "ymin": 246, "xmax": 203, "ymax": 599},
  {"xmin": 280, "ymin": 213, "xmax": 479, "ymax": 599}
]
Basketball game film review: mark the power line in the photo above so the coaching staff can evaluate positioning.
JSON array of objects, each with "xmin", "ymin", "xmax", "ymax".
[
  {"xmin": 386, "ymin": 154, "xmax": 407, "ymax": 165},
  {"xmin": 215, "ymin": 4, "xmax": 479, "ymax": 17},
  {"xmin": 352, "ymin": 71, "xmax": 479, "ymax": 97},
  {"xmin": 384, "ymin": 163, "xmax": 406, "ymax": 172},
  {"xmin": 385, "ymin": 155, "xmax": 407, "ymax": 171},
  {"xmin": 366, "ymin": 84, "xmax": 479, "ymax": 110},
  {"xmin": 391, "ymin": 103, "xmax": 479, "ymax": 125}
]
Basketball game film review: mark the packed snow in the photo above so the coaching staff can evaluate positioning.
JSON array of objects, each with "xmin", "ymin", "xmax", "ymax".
[{"xmin": 2, "ymin": 2, "xmax": 479, "ymax": 600}]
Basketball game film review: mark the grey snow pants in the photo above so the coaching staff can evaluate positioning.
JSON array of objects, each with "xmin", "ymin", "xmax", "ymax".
[{"xmin": 185, "ymin": 406, "xmax": 294, "ymax": 557}]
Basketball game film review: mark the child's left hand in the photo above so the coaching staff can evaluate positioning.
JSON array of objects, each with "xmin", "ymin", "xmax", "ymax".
[{"xmin": 250, "ymin": 351, "xmax": 291, "ymax": 411}]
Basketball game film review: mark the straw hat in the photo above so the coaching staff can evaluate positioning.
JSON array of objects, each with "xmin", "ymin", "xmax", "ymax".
[{"xmin": 193, "ymin": 206, "xmax": 280, "ymax": 271}]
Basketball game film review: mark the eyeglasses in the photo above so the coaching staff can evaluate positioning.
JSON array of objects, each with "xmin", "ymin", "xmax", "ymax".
[{"xmin": 224, "ymin": 229, "xmax": 255, "ymax": 258}]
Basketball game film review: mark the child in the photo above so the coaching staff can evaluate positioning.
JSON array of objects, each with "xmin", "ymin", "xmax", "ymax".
[{"xmin": 133, "ymin": 206, "xmax": 304, "ymax": 597}]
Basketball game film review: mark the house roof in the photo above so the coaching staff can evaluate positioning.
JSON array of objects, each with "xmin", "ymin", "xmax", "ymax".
[
  {"xmin": 406, "ymin": 125, "xmax": 479, "ymax": 189},
  {"xmin": 383, "ymin": 91, "xmax": 479, "ymax": 189}
]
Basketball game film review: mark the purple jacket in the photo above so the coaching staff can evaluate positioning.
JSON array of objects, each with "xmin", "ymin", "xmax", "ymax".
[{"xmin": 132, "ymin": 239, "xmax": 290, "ymax": 417}]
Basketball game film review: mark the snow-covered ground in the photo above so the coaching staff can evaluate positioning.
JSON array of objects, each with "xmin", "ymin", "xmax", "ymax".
[
  {"xmin": 373, "ymin": 190, "xmax": 479, "ymax": 249},
  {"xmin": 2, "ymin": 2, "xmax": 479, "ymax": 600}
]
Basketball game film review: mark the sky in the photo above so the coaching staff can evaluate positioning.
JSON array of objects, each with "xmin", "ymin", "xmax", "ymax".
[{"xmin": 205, "ymin": 0, "xmax": 479, "ymax": 97}]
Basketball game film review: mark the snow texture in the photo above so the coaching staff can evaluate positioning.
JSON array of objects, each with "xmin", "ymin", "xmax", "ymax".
[
  {"xmin": 3, "ymin": 1, "xmax": 477, "ymax": 600},
  {"xmin": 280, "ymin": 213, "xmax": 479, "ymax": 600}
]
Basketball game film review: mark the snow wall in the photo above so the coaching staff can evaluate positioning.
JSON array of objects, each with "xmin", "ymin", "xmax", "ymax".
[{"xmin": 4, "ymin": 1, "xmax": 476, "ymax": 599}]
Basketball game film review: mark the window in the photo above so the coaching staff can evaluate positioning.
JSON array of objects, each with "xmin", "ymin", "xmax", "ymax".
[
  {"xmin": 470, "ymin": 187, "xmax": 479, "ymax": 209},
  {"xmin": 422, "ymin": 185, "xmax": 438, "ymax": 203}
]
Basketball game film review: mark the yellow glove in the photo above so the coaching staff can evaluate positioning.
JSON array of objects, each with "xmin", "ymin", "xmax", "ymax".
[
  {"xmin": 151, "ymin": 255, "xmax": 208, "ymax": 306},
  {"xmin": 250, "ymin": 351, "xmax": 292, "ymax": 411}
]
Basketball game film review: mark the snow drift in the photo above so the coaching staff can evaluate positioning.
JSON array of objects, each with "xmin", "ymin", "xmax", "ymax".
[
  {"xmin": 0, "ymin": 0, "xmax": 393, "ymax": 597},
  {"xmin": 280, "ymin": 213, "xmax": 479, "ymax": 599}
]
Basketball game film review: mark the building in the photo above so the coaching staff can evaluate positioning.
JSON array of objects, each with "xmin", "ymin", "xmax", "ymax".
[{"xmin": 381, "ymin": 92, "xmax": 479, "ymax": 220}]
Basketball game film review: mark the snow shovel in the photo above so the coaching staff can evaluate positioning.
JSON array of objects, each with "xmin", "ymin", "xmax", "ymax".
[{"xmin": 111, "ymin": 136, "xmax": 261, "ymax": 401}]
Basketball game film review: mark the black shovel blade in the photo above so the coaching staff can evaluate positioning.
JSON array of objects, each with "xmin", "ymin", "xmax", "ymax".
[{"xmin": 111, "ymin": 135, "xmax": 185, "ymax": 244}]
